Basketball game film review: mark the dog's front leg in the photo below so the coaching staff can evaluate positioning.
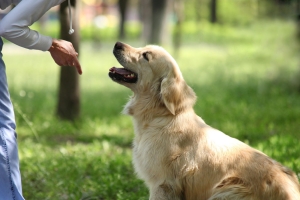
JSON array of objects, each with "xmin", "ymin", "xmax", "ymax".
[{"xmin": 149, "ymin": 184, "xmax": 183, "ymax": 200}]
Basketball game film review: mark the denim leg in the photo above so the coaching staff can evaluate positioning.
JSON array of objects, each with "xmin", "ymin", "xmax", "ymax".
[
  {"xmin": 0, "ymin": 38, "xmax": 25, "ymax": 200},
  {"xmin": 0, "ymin": 128, "xmax": 24, "ymax": 200}
]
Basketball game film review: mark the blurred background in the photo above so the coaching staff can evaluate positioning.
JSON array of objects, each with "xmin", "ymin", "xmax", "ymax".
[
  {"xmin": 1, "ymin": 0, "xmax": 300, "ymax": 199},
  {"xmin": 2, "ymin": 0, "xmax": 300, "ymax": 46}
]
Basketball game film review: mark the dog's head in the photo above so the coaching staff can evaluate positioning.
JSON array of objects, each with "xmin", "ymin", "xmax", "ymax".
[{"xmin": 109, "ymin": 42, "xmax": 196, "ymax": 115}]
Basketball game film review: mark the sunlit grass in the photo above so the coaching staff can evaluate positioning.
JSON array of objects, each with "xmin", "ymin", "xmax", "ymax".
[{"xmin": 3, "ymin": 20, "xmax": 300, "ymax": 199}]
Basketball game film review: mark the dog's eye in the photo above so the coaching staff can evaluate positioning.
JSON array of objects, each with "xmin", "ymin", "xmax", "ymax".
[{"xmin": 142, "ymin": 52, "xmax": 149, "ymax": 61}]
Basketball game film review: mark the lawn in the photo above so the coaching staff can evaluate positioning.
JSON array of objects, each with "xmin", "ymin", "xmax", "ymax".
[{"xmin": 3, "ymin": 20, "xmax": 300, "ymax": 199}]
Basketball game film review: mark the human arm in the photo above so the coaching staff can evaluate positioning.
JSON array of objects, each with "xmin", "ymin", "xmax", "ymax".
[
  {"xmin": 0, "ymin": 0, "xmax": 82, "ymax": 74},
  {"xmin": 0, "ymin": 0, "xmax": 65, "ymax": 51}
]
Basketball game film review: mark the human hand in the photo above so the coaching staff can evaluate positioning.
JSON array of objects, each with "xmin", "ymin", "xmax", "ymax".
[{"xmin": 48, "ymin": 39, "xmax": 82, "ymax": 75}]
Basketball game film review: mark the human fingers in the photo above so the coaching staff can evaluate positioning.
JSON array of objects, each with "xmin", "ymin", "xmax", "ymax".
[
  {"xmin": 68, "ymin": 51, "xmax": 82, "ymax": 74},
  {"xmin": 58, "ymin": 40, "xmax": 76, "ymax": 57},
  {"xmin": 69, "ymin": 57, "xmax": 82, "ymax": 75},
  {"xmin": 73, "ymin": 58, "xmax": 82, "ymax": 75},
  {"xmin": 66, "ymin": 41, "xmax": 77, "ymax": 55},
  {"xmin": 68, "ymin": 47, "xmax": 79, "ymax": 59}
]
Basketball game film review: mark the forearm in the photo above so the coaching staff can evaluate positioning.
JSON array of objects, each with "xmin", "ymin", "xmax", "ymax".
[
  {"xmin": 0, "ymin": 27, "xmax": 53, "ymax": 51},
  {"xmin": 0, "ymin": 0, "xmax": 64, "ymax": 51}
]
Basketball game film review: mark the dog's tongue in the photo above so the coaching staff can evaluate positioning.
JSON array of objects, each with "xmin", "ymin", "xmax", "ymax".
[{"xmin": 110, "ymin": 67, "xmax": 132, "ymax": 75}]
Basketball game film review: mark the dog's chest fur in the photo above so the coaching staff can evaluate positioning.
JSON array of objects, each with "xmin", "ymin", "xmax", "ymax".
[
  {"xmin": 129, "ymin": 111, "xmax": 212, "ymax": 187},
  {"xmin": 131, "ymin": 117, "xmax": 173, "ymax": 184}
]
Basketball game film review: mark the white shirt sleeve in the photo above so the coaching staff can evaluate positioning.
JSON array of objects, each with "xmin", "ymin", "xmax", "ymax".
[{"xmin": 0, "ymin": 0, "xmax": 65, "ymax": 51}]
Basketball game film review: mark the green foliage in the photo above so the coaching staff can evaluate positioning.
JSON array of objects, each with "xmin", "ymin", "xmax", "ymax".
[
  {"xmin": 3, "ymin": 20, "xmax": 300, "ymax": 199},
  {"xmin": 187, "ymin": 0, "xmax": 298, "ymax": 24},
  {"xmin": 184, "ymin": 0, "xmax": 259, "ymax": 25}
]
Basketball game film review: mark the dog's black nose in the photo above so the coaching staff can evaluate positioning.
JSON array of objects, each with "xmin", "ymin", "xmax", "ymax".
[{"xmin": 114, "ymin": 42, "xmax": 124, "ymax": 50}]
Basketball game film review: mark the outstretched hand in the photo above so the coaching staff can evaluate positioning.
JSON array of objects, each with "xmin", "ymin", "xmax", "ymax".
[{"xmin": 48, "ymin": 39, "xmax": 82, "ymax": 75}]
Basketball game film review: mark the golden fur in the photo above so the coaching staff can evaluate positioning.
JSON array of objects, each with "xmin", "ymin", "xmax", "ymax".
[{"xmin": 110, "ymin": 42, "xmax": 300, "ymax": 200}]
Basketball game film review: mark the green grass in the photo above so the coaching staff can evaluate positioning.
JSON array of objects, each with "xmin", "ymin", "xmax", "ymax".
[{"xmin": 3, "ymin": 20, "xmax": 300, "ymax": 199}]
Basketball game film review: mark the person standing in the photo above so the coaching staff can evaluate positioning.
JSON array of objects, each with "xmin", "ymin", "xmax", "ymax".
[{"xmin": 0, "ymin": 1, "xmax": 82, "ymax": 199}]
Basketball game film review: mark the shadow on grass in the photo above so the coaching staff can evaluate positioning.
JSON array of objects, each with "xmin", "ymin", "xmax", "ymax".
[{"xmin": 46, "ymin": 133, "xmax": 133, "ymax": 149}]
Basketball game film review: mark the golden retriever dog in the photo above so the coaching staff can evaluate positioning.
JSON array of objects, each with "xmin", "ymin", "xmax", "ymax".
[{"xmin": 109, "ymin": 41, "xmax": 300, "ymax": 200}]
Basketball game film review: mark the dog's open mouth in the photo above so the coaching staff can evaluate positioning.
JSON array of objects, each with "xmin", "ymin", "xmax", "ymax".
[{"xmin": 109, "ymin": 67, "xmax": 138, "ymax": 83}]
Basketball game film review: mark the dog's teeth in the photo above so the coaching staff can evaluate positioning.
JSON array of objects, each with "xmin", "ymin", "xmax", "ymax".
[{"xmin": 122, "ymin": 74, "xmax": 135, "ymax": 78}]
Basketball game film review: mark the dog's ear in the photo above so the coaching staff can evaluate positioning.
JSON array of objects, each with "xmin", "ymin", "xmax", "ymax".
[{"xmin": 160, "ymin": 66, "xmax": 183, "ymax": 115}]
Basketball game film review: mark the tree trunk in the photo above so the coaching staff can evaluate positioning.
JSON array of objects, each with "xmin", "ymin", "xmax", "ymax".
[
  {"xmin": 210, "ymin": 0, "xmax": 217, "ymax": 23},
  {"xmin": 297, "ymin": 0, "xmax": 300, "ymax": 40},
  {"xmin": 195, "ymin": 0, "xmax": 201, "ymax": 24},
  {"xmin": 139, "ymin": 0, "xmax": 152, "ymax": 44},
  {"xmin": 173, "ymin": 0, "xmax": 184, "ymax": 58},
  {"xmin": 118, "ymin": 0, "xmax": 129, "ymax": 39},
  {"xmin": 297, "ymin": 0, "xmax": 300, "ymax": 92},
  {"xmin": 57, "ymin": 0, "xmax": 81, "ymax": 120},
  {"xmin": 149, "ymin": 0, "xmax": 169, "ymax": 44}
]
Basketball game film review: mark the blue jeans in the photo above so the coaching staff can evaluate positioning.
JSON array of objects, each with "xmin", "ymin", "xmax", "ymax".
[{"xmin": 0, "ymin": 38, "xmax": 25, "ymax": 200}]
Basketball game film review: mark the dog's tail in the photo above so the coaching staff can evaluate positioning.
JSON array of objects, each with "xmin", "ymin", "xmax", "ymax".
[
  {"xmin": 208, "ymin": 177, "xmax": 252, "ymax": 200},
  {"xmin": 209, "ymin": 173, "xmax": 300, "ymax": 200}
]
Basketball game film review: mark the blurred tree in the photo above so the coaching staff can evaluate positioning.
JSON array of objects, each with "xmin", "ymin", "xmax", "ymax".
[
  {"xmin": 210, "ymin": 0, "xmax": 217, "ymax": 23},
  {"xmin": 195, "ymin": 0, "xmax": 202, "ymax": 24},
  {"xmin": 149, "ymin": 0, "xmax": 169, "ymax": 44},
  {"xmin": 57, "ymin": 0, "xmax": 81, "ymax": 120},
  {"xmin": 118, "ymin": 0, "xmax": 129, "ymax": 39},
  {"xmin": 173, "ymin": 0, "xmax": 184, "ymax": 57},
  {"xmin": 139, "ymin": 0, "xmax": 170, "ymax": 45},
  {"xmin": 297, "ymin": 0, "xmax": 300, "ymax": 39},
  {"xmin": 259, "ymin": 0, "xmax": 293, "ymax": 18},
  {"xmin": 139, "ymin": 0, "xmax": 151, "ymax": 43}
]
